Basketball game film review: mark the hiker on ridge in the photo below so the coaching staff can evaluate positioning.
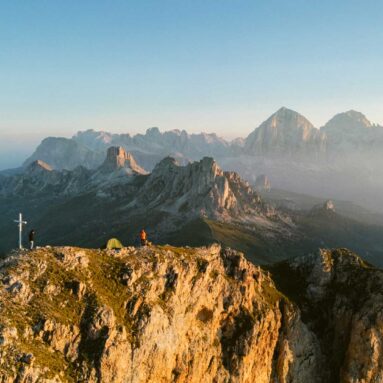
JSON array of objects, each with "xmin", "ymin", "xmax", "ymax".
[
  {"xmin": 140, "ymin": 229, "xmax": 148, "ymax": 246},
  {"xmin": 29, "ymin": 229, "xmax": 35, "ymax": 250}
]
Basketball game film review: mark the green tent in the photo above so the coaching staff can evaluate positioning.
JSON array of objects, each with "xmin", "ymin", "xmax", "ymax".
[{"xmin": 106, "ymin": 238, "xmax": 123, "ymax": 250}]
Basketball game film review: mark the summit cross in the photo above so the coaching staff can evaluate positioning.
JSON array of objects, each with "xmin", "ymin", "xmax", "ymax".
[{"xmin": 14, "ymin": 213, "xmax": 27, "ymax": 249}]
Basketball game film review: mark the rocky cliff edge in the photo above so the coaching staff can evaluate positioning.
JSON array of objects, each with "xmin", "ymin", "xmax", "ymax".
[{"xmin": 0, "ymin": 245, "xmax": 382, "ymax": 383}]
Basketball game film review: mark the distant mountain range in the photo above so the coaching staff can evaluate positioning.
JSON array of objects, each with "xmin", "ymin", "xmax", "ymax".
[
  {"xmin": 21, "ymin": 107, "xmax": 383, "ymax": 171},
  {"xmin": 13, "ymin": 107, "xmax": 383, "ymax": 213}
]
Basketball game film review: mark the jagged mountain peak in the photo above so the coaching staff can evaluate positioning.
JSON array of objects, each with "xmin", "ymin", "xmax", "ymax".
[
  {"xmin": 273, "ymin": 106, "xmax": 302, "ymax": 117},
  {"xmin": 99, "ymin": 146, "xmax": 146, "ymax": 174},
  {"xmin": 152, "ymin": 156, "xmax": 179, "ymax": 171},
  {"xmin": 145, "ymin": 127, "xmax": 161, "ymax": 136},
  {"xmin": 344, "ymin": 109, "xmax": 370, "ymax": 120},
  {"xmin": 267, "ymin": 107, "xmax": 315, "ymax": 129},
  {"xmin": 135, "ymin": 156, "xmax": 264, "ymax": 220},
  {"xmin": 23, "ymin": 136, "xmax": 102, "ymax": 170},
  {"xmin": 196, "ymin": 156, "xmax": 222, "ymax": 175},
  {"xmin": 0, "ymin": 147, "xmax": 149, "ymax": 198},
  {"xmin": 73, "ymin": 129, "xmax": 114, "ymax": 142},
  {"xmin": 244, "ymin": 107, "xmax": 325, "ymax": 157},
  {"xmin": 152, "ymin": 156, "xmax": 221, "ymax": 179},
  {"xmin": 323, "ymin": 110, "xmax": 372, "ymax": 131},
  {"xmin": 320, "ymin": 110, "xmax": 383, "ymax": 153}
]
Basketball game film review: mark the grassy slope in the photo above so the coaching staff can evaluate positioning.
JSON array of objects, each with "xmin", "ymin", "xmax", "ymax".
[
  {"xmin": 161, "ymin": 218, "xmax": 305, "ymax": 265},
  {"xmin": 162, "ymin": 214, "xmax": 383, "ymax": 267}
]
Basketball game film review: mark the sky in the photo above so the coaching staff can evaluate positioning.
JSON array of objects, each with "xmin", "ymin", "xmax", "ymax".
[{"xmin": 0, "ymin": 0, "xmax": 382, "ymax": 169}]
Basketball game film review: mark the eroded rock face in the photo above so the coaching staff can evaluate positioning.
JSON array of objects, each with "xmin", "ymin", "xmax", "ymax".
[
  {"xmin": 244, "ymin": 107, "xmax": 327, "ymax": 159},
  {"xmin": 271, "ymin": 248, "xmax": 383, "ymax": 383},
  {"xmin": 134, "ymin": 156, "xmax": 265, "ymax": 220},
  {"xmin": 98, "ymin": 146, "xmax": 147, "ymax": 175},
  {"xmin": 0, "ymin": 246, "xmax": 382, "ymax": 382}
]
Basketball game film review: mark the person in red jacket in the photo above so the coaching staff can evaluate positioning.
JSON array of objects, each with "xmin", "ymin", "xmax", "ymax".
[{"xmin": 140, "ymin": 229, "xmax": 147, "ymax": 246}]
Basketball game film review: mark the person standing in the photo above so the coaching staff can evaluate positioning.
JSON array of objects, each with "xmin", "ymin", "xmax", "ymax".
[
  {"xmin": 140, "ymin": 229, "xmax": 147, "ymax": 246},
  {"xmin": 29, "ymin": 229, "xmax": 35, "ymax": 250}
]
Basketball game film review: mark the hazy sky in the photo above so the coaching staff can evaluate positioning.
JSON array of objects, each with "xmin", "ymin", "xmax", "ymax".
[{"xmin": 0, "ymin": 0, "xmax": 382, "ymax": 168}]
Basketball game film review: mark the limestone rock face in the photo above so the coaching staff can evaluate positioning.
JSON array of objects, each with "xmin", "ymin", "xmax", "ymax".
[
  {"xmin": 0, "ymin": 245, "xmax": 317, "ymax": 382},
  {"xmin": 134, "ymin": 156, "xmax": 264, "ymax": 220},
  {"xmin": 321, "ymin": 110, "xmax": 383, "ymax": 154},
  {"xmin": 99, "ymin": 146, "xmax": 146, "ymax": 175},
  {"xmin": 244, "ymin": 107, "xmax": 327, "ymax": 159},
  {"xmin": 27, "ymin": 160, "xmax": 53, "ymax": 173},
  {"xmin": 271, "ymin": 248, "xmax": 383, "ymax": 382},
  {"xmin": 1, "ymin": 245, "xmax": 382, "ymax": 382},
  {"xmin": 0, "ymin": 148, "xmax": 146, "ymax": 198}
]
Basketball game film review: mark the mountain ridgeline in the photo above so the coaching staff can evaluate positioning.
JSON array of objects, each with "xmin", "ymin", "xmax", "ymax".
[
  {"xmin": 23, "ymin": 108, "xmax": 383, "ymax": 171},
  {"xmin": 18, "ymin": 107, "xmax": 383, "ymax": 213}
]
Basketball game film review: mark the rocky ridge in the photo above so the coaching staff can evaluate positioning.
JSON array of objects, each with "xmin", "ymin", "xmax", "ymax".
[
  {"xmin": 73, "ymin": 127, "xmax": 231, "ymax": 162},
  {"xmin": 23, "ymin": 128, "xmax": 232, "ymax": 172},
  {"xmin": 98, "ymin": 147, "xmax": 146, "ymax": 175},
  {"xmin": 1, "ymin": 245, "xmax": 382, "ymax": 382},
  {"xmin": 131, "ymin": 156, "xmax": 267, "ymax": 220},
  {"xmin": 0, "ymin": 147, "xmax": 145, "ymax": 198},
  {"xmin": 0, "ymin": 150, "xmax": 272, "ymax": 222},
  {"xmin": 270, "ymin": 248, "xmax": 383, "ymax": 382}
]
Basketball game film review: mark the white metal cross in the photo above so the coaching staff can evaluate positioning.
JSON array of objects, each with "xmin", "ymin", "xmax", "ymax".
[{"xmin": 14, "ymin": 212, "xmax": 27, "ymax": 249}]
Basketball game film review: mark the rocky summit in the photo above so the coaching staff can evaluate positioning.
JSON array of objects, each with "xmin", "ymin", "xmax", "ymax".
[
  {"xmin": 0, "ymin": 147, "xmax": 145, "ymax": 198},
  {"xmin": 98, "ymin": 147, "xmax": 146, "ymax": 175},
  {"xmin": 1, "ymin": 245, "xmax": 383, "ymax": 382},
  {"xmin": 244, "ymin": 107, "xmax": 327, "ymax": 158},
  {"xmin": 132, "ymin": 156, "xmax": 265, "ymax": 220}
]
